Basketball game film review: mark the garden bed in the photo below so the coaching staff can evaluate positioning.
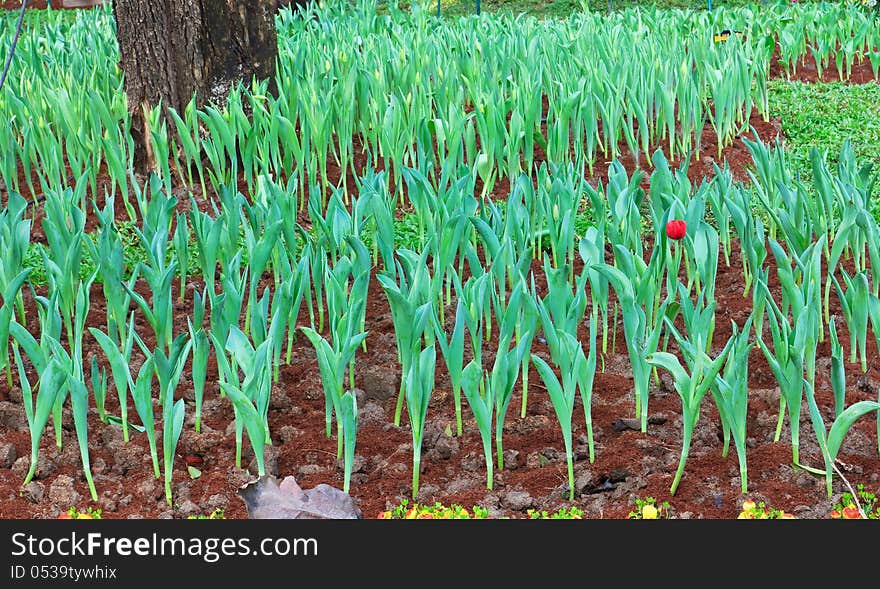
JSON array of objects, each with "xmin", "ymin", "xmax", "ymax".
[
  {"xmin": 0, "ymin": 233, "xmax": 877, "ymax": 520},
  {"xmin": 1, "ymin": 2, "xmax": 878, "ymax": 522}
]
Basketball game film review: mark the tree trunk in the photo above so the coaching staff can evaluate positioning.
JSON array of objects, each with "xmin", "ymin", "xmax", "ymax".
[{"xmin": 111, "ymin": 0, "xmax": 288, "ymax": 172}]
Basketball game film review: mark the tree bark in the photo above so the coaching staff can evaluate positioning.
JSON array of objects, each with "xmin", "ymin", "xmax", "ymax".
[{"xmin": 111, "ymin": 0, "xmax": 289, "ymax": 171}]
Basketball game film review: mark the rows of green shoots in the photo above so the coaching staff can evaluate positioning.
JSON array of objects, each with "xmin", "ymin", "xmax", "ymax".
[
  {"xmin": 1, "ymin": 135, "xmax": 878, "ymax": 502},
  {"xmin": 1, "ymin": 2, "xmax": 879, "ymax": 505},
  {"xmin": 1, "ymin": 3, "xmax": 878, "ymax": 210}
]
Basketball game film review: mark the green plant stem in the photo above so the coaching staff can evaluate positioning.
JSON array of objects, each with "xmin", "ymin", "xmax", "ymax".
[
  {"xmin": 483, "ymin": 438, "xmax": 493, "ymax": 491},
  {"xmin": 602, "ymin": 307, "xmax": 608, "ymax": 355},
  {"xmin": 565, "ymin": 451, "xmax": 575, "ymax": 501},
  {"xmin": 738, "ymin": 458, "xmax": 748, "ymax": 495},
  {"xmin": 774, "ymin": 397, "xmax": 786, "ymax": 443},
  {"xmin": 670, "ymin": 421, "xmax": 694, "ymax": 495},
  {"xmin": 337, "ymin": 420, "xmax": 343, "ymax": 461},
  {"xmin": 519, "ymin": 353, "xmax": 529, "ymax": 419},
  {"xmin": 496, "ymin": 423, "xmax": 504, "ymax": 471},
  {"xmin": 611, "ymin": 303, "xmax": 618, "ymax": 354},
  {"xmin": 394, "ymin": 377, "xmax": 405, "ymax": 427},
  {"xmin": 411, "ymin": 448, "xmax": 421, "ymax": 500},
  {"xmin": 454, "ymin": 385, "xmax": 463, "ymax": 438}
]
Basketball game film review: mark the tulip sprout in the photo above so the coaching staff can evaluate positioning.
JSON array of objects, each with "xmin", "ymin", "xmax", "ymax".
[
  {"xmin": 647, "ymin": 329, "xmax": 734, "ymax": 495},
  {"xmin": 406, "ymin": 345, "xmax": 436, "ymax": 499}
]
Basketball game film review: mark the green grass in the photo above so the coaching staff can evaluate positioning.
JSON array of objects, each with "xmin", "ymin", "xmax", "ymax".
[
  {"xmin": 389, "ymin": 0, "xmax": 758, "ymax": 19},
  {"xmin": 767, "ymin": 79, "xmax": 880, "ymax": 180}
]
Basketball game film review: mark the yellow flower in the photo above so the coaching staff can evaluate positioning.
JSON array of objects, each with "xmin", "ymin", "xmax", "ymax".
[
  {"xmin": 737, "ymin": 512, "xmax": 752, "ymax": 519},
  {"xmin": 741, "ymin": 500, "xmax": 756, "ymax": 513},
  {"xmin": 642, "ymin": 505, "xmax": 658, "ymax": 519}
]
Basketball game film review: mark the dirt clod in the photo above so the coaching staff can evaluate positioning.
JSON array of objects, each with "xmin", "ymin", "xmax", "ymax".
[
  {"xmin": 112, "ymin": 444, "xmax": 145, "ymax": 474},
  {"xmin": 184, "ymin": 427, "xmax": 224, "ymax": 456},
  {"xmin": 248, "ymin": 446, "xmax": 280, "ymax": 477},
  {"xmin": 278, "ymin": 425, "xmax": 305, "ymax": 444},
  {"xmin": 0, "ymin": 402, "xmax": 26, "ymax": 431},
  {"xmin": 432, "ymin": 435, "xmax": 459, "ymax": 460},
  {"xmin": 26, "ymin": 455, "xmax": 56, "ymax": 480},
  {"xmin": 358, "ymin": 401, "xmax": 386, "ymax": 426},
  {"xmin": 445, "ymin": 477, "xmax": 476, "ymax": 495},
  {"xmin": 269, "ymin": 391, "xmax": 293, "ymax": 411},
  {"xmin": 613, "ymin": 418, "xmax": 643, "ymax": 432},
  {"xmin": 361, "ymin": 366, "xmax": 400, "ymax": 402},
  {"xmin": 11, "ymin": 457, "xmax": 28, "ymax": 478},
  {"xmin": 48, "ymin": 475, "xmax": 81, "ymax": 507},
  {"xmin": 335, "ymin": 455, "xmax": 366, "ymax": 474},
  {"xmin": 502, "ymin": 490, "xmax": 534, "ymax": 511},
  {"xmin": 22, "ymin": 482, "xmax": 45, "ymax": 504},
  {"xmin": 176, "ymin": 500, "xmax": 202, "ymax": 518},
  {"xmin": 0, "ymin": 443, "xmax": 17, "ymax": 468},
  {"xmin": 575, "ymin": 468, "xmax": 597, "ymax": 495},
  {"xmin": 297, "ymin": 464, "xmax": 324, "ymax": 476},
  {"xmin": 205, "ymin": 494, "xmax": 228, "ymax": 513}
]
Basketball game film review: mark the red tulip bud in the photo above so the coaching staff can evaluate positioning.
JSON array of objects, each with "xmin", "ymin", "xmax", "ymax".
[{"xmin": 666, "ymin": 220, "xmax": 687, "ymax": 241}]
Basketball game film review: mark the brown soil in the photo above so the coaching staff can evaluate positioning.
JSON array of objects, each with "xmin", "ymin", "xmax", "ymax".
[
  {"xmin": 2, "ymin": 1, "xmax": 47, "ymax": 9},
  {"xmin": 770, "ymin": 46, "xmax": 880, "ymax": 85},
  {"xmin": 1, "ymin": 1, "xmax": 101, "ymax": 10}
]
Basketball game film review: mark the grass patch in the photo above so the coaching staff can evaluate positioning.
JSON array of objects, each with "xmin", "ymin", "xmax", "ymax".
[
  {"xmin": 387, "ymin": 0, "xmax": 757, "ymax": 19},
  {"xmin": 767, "ymin": 79, "xmax": 880, "ymax": 179}
]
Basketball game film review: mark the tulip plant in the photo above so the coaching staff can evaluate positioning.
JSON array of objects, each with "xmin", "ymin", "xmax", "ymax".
[
  {"xmin": 594, "ymin": 245, "xmax": 672, "ymax": 432},
  {"xmin": 431, "ymin": 301, "xmax": 467, "ymax": 437},
  {"xmin": 405, "ymin": 344, "xmax": 436, "ymax": 499},
  {"xmin": 459, "ymin": 280, "xmax": 532, "ymax": 490},
  {"xmin": 532, "ymin": 312, "xmax": 598, "ymax": 499},
  {"xmin": 578, "ymin": 227, "xmax": 610, "ymax": 356},
  {"xmin": 647, "ymin": 326, "xmax": 734, "ymax": 495},
  {"xmin": 490, "ymin": 280, "xmax": 535, "ymax": 469},
  {"xmin": 666, "ymin": 311, "xmax": 754, "ymax": 493},
  {"xmin": 135, "ymin": 333, "xmax": 192, "ymax": 505},
  {"xmin": 297, "ymin": 238, "xmax": 371, "ymax": 491},
  {"xmin": 378, "ymin": 246, "xmax": 435, "ymax": 426},
  {"xmin": 188, "ymin": 289, "xmax": 210, "ymax": 433},
  {"xmin": 11, "ymin": 341, "xmax": 65, "ymax": 491},
  {"xmin": 755, "ymin": 274, "xmax": 819, "ymax": 467},
  {"xmin": 89, "ymin": 315, "xmax": 138, "ymax": 443},
  {"xmin": 833, "ymin": 270, "xmax": 871, "ymax": 373},
  {"xmin": 803, "ymin": 377, "xmax": 880, "ymax": 497}
]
